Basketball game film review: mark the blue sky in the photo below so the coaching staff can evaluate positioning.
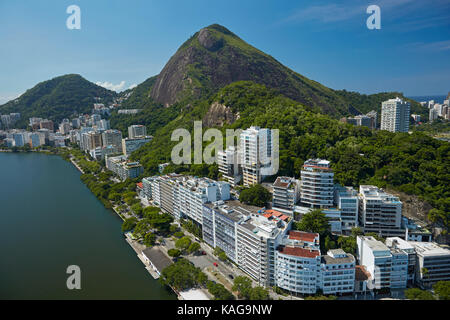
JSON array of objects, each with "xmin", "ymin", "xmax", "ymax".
[{"xmin": 0, "ymin": 0, "xmax": 449, "ymax": 104}]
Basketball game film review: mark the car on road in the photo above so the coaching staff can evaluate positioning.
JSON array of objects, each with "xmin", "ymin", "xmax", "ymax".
[
  {"xmin": 201, "ymin": 251, "xmax": 206, "ymax": 255},
  {"xmin": 228, "ymin": 274, "xmax": 234, "ymax": 280},
  {"xmin": 213, "ymin": 262, "xmax": 218, "ymax": 267}
]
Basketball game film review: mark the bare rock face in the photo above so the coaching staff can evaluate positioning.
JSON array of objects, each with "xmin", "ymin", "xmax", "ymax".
[
  {"xmin": 202, "ymin": 102, "xmax": 238, "ymax": 127},
  {"xmin": 198, "ymin": 28, "xmax": 224, "ymax": 51}
]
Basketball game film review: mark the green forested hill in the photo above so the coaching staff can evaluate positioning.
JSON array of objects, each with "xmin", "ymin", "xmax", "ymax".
[
  {"xmin": 0, "ymin": 74, "xmax": 116, "ymax": 126},
  {"xmin": 130, "ymin": 81, "xmax": 449, "ymax": 232}
]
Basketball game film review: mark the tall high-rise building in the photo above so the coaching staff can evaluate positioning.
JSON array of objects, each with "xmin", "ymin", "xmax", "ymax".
[
  {"xmin": 128, "ymin": 125, "xmax": 147, "ymax": 138},
  {"xmin": 358, "ymin": 185, "xmax": 404, "ymax": 237},
  {"xmin": 39, "ymin": 119, "xmax": 54, "ymax": 132},
  {"xmin": 217, "ymin": 146, "xmax": 241, "ymax": 186},
  {"xmin": 102, "ymin": 129, "xmax": 123, "ymax": 154},
  {"xmin": 240, "ymin": 126, "xmax": 275, "ymax": 186},
  {"xmin": 300, "ymin": 159, "xmax": 334, "ymax": 208},
  {"xmin": 380, "ymin": 97, "xmax": 410, "ymax": 133},
  {"xmin": 272, "ymin": 176, "xmax": 300, "ymax": 214}
]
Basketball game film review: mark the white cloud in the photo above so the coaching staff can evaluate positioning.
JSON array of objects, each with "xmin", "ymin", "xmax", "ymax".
[
  {"xmin": 128, "ymin": 83, "xmax": 138, "ymax": 90},
  {"xmin": 95, "ymin": 80, "xmax": 126, "ymax": 92}
]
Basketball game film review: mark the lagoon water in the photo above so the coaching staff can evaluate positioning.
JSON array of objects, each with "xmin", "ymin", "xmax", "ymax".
[{"xmin": 0, "ymin": 152, "xmax": 175, "ymax": 299}]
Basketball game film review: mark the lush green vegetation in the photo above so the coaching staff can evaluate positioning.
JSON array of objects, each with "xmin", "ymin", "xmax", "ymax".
[
  {"xmin": 206, "ymin": 281, "xmax": 234, "ymax": 300},
  {"xmin": 131, "ymin": 81, "xmax": 449, "ymax": 233},
  {"xmin": 213, "ymin": 247, "xmax": 228, "ymax": 261},
  {"xmin": 0, "ymin": 74, "xmax": 116, "ymax": 127},
  {"xmin": 404, "ymin": 288, "xmax": 435, "ymax": 300},
  {"xmin": 159, "ymin": 258, "xmax": 204, "ymax": 291},
  {"xmin": 433, "ymin": 281, "xmax": 450, "ymax": 300},
  {"xmin": 239, "ymin": 184, "xmax": 272, "ymax": 207},
  {"xmin": 232, "ymin": 276, "xmax": 270, "ymax": 300}
]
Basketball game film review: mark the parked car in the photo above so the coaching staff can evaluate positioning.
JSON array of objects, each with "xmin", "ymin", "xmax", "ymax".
[
  {"xmin": 213, "ymin": 262, "xmax": 218, "ymax": 267},
  {"xmin": 228, "ymin": 274, "xmax": 234, "ymax": 280},
  {"xmin": 201, "ymin": 251, "xmax": 206, "ymax": 255}
]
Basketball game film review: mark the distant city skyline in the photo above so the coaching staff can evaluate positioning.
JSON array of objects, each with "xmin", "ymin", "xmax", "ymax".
[{"xmin": 0, "ymin": 0, "xmax": 449, "ymax": 104}]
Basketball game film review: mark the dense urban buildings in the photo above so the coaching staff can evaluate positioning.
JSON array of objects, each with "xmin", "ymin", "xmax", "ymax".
[
  {"xmin": 128, "ymin": 124, "xmax": 147, "ymax": 138},
  {"xmin": 240, "ymin": 126, "xmax": 275, "ymax": 186},
  {"xmin": 122, "ymin": 136, "xmax": 153, "ymax": 156},
  {"xmin": 272, "ymin": 176, "xmax": 300, "ymax": 215},
  {"xmin": 105, "ymin": 155, "xmax": 144, "ymax": 181},
  {"xmin": 300, "ymin": 159, "xmax": 334, "ymax": 208},
  {"xmin": 217, "ymin": 146, "xmax": 241, "ymax": 186},
  {"xmin": 380, "ymin": 97, "xmax": 410, "ymax": 133},
  {"xmin": 358, "ymin": 185, "xmax": 404, "ymax": 237}
]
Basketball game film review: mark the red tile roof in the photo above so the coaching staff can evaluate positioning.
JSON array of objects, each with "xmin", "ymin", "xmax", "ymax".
[
  {"xmin": 263, "ymin": 213, "xmax": 272, "ymax": 219},
  {"xmin": 279, "ymin": 215, "xmax": 289, "ymax": 221},
  {"xmin": 278, "ymin": 246, "xmax": 320, "ymax": 259},
  {"xmin": 266, "ymin": 209, "xmax": 283, "ymax": 217},
  {"xmin": 288, "ymin": 230, "xmax": 319, "ymax": 242},
  {"xmin": 136, "ymin": 182, "xmax": 143, "ymax": 189}
]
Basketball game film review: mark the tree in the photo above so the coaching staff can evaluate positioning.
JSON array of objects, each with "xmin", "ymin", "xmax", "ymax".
[
  {"xmin": 175, "ymin": 236, "xmax": 192, "ymax": 252},
  {"xmin": 121, "ymin": 217, "xmax": 138, "ymax": 232},
  {"xmin": 249, "ymin": 286, "xmax": 270, "ymax": 300},
  {"xmin": 168, "ymin": 249, "xmax": 181, "ymax": 258},
  {"xmin": 206, "ymin": 281, "xmax": 234, "ymax": 300},
  {"xmin": 159, "ymin": 258, "xmax": 202, "ymax": 291},
  {"xmin": 433, "ymin": 281, "xmax": 450, "ymax": 300},
  {"xmin": 404, "ymin": 288, "xmax": 435, "ymax": 300},
  {"xmin": 351, "ymin": 227, "xmax": 363, "ymax": 237},
  {"xmin": 143, "ymin": 233, "xmax": 157, "ymax": 247},
  {"xmin": 232, "ymin": 276, "xmax": 252, "ymax": 299},
  {"xmin": 133, "ymin": 219, "xmax": 151, "ymax": 238},
  {"xmin": 131, "ymin": 203, "xmax": 143, "ymax": 217},
  {"xmin": 174, "ymin": 231, "xmax": 185, "ymax": 238},
  {"xmin": 197, "ymin": 272, "xmax": 208, "ymax": 286},
  {"xmin": 295, "ymin": 209, "xmax": 330, "ymax": 236},
  {"xmin": 214, "ymin": 247, "xmax": 228, "ymax": 261},
  {"xmin": 188, "ymin": 242, "xmax": 201, "ymax": 254},
  {"xmin": 239, "ymin": 184, "xmax": 272, "ymax": 207}
]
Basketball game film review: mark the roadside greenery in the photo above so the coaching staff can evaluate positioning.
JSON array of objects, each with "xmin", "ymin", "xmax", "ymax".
[{"xmin": 239, "ymin": 184, "xmax": 272, "ymax": 207}]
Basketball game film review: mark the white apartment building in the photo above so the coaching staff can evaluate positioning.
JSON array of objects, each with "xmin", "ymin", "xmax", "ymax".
[
  {"xmin": 105, "ymin": 155, "xmax": 144, "ymax": 181},
  {"xmin": 144, "ymin": 175, "xmax": 230, "ymax": 224},
  {"xmin": 300, "ymin": 159, "xmax": 334, "ymax": 208},
  {"xmin": 357, "ymin": 236, "xmax": 393, "ymax": 290},
  {"xmin": 320, "ymin": 249, "xmax": 356, "ymax": 295},
  {"xmin": 217, "ymin": 146, "xmax": 241, "ymax": 186},
  {"xmin": 102, "ymin": 129, "xmax": 123, "ymax": 154},
  {"xmin": 128, "ymin": 125, "xmax": 147, "ymax": 138},
  {"xmin": 386, "ymin": 237, "xmax": 416, "ymax": 284},
  {"xmin": 275, "ymin": 232, "xmax": 355, "ymax": 295},
  {"xmin": 202, "ymin": 201, "xmax": 292, "ymax": 287},
  {"xmin": 358, "ymin": 185, "xmax": 404, "ymax": 237},
  {"xmin": 334, "ymin": 185, "xmax": 359, "ymax": 234},
  {"xmin": 380, "ymin": 97, "xmax": 410, "ymax": 133},
  {"xmin": 272, "ymin": 176, "xmax": 300, "ymax": 215},
  {"xmin": 174, "ymin": 176, "xmax": 230, "ymax": 225},
  {"xmin": 409, "ymin": 241, "xmax": 450, "ymax": 289},
  {"xmin": 122, "ymin": 136, "xmax": 152, "ymax": 156},
  {"xmin": 240, "ymin": 126, "xmax": 275, "ymax": 186}
]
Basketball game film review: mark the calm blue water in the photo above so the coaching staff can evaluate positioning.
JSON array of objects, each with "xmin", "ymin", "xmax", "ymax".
[{"xmin": 0, "ymin": 152, "xmax": 175, "ymax": 300}]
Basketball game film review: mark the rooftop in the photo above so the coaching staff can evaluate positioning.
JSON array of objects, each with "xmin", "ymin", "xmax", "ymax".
[
  {"xmin": 359, "ymin": 236, "xmax": 390, "ymax": 252},
  {"xmin": 142, "ymin": 247, "xmax": 173, "ymax": 273},
  {"xmin": 278, "ymin": 245, "xmax": 320, "ymax": 259},
  {"xmin": 288, "ymin": 230, "xmax": 319, "ymax": 243},
  {"xmin": 409, "ymin": 241, "xmax": 450, "ymax": 257}
]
